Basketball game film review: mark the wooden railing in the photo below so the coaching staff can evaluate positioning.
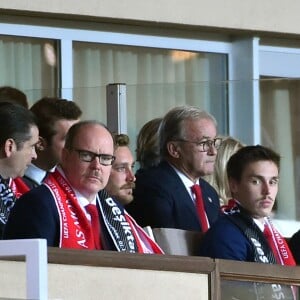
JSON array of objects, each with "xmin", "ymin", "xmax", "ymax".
[{"xmin": 1, "ymin": 246, "xmax": 300, "ymax": 299}]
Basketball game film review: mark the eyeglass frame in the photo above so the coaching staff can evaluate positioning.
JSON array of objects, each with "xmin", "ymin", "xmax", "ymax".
[
  {"xmin": 174, "ymin": 137, "xmax": 223, "ymax": 152},
  {"xmin": 72, "ymin": 149, "xmax": 116, "ymax": 166}
]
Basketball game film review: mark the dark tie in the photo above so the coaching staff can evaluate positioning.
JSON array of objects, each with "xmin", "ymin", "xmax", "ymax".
[
  {"xmin": 85, "ymin": 204, "xmax": 102, "ymax": 249},
  {"xmin": 263, "ymin": 223, "xmax": 280, "ymax": 263},
  {"xmin": 42, "ymin": 171, "xmax": 50, "ymax": 182},
  {"xmin": 191, "ymin": 184, "xmax": 209, "ymax": 232}
]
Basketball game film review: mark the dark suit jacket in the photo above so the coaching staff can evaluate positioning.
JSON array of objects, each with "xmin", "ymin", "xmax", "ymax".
[
  {"xmin": 199, "ymin": 216, "xmax": 294, "ymax": 300},
  {"xmin": 288, "ymin": 230, "xmax": 300, "ymax": 264},
  {"xmin": 126, "ymin": 161, "xmax": 220, "ymax": 231},
  {"xmin": 3, "ymin": 185, "xmax": 119, "ymax": 250},
  {"xmin": 198, "ymin": 215, "xmax": 254, "ymax": 261},
  {"xmin": 22, "ymin": 175, "xmax": 39, "ymax": 190}
]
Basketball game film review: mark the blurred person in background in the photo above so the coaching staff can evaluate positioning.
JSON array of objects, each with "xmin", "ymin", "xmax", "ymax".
[
  {"xmin": 21, "ymin": 97, "xmax": 82, "ymax": 189},
  {"xmin": 0, "ymin": 86, "xmax": 29, "ymax": 108},
  {"xmin": 136, "ymin": 117, "xmax": 162, "ymax": 171},
  {"xmin": 204, "ymin": 136, "xmax": 244, "ymax": 206}
]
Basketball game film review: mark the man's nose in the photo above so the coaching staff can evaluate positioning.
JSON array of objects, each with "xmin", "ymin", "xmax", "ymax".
[
  {"xmin": 127, "ymin": 169, "xmax": 136, "ymax": 182},
  {"xmin": 262, "ymin": 182, "xmax": 271, "ymax": 195},
  {"xmin": 32, "ymin": 147, "xmax": 38, "ymax": 160},
  {"xmin": 207, "ymin": 144, "xmax": 217, "ymax": 156},
  {"xmin": 91, "ymin": 156, "xmax": 102, "ymax": 168}
]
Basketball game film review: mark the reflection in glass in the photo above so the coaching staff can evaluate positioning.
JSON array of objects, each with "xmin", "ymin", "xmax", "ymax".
[
  {"xmin": 221, "ymin": 279, "xmax": 297, "ymax": 300},
  {"xmin": 73, "ymin": 42, "xmax": 228, "ymax": 153},
  {"xmin": 0, "ymin": 35, "xmax": 58, "ymax": 104}
]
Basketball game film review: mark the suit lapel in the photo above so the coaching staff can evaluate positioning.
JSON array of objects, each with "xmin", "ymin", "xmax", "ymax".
[
  {"xmin": 199, "ymin": 178, "xmax": 217, "ymax": 222},
  {"xmin": 162, "ymin": 162, "xmax": 201, "ymax": 226}
]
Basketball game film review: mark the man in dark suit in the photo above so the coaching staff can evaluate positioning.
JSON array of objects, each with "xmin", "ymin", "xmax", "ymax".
[
  {"xmin": 0, "ymin": 103, "xmax": 39, "ymax": 237},
  {"xmin": 4, "ymin": 121, "xmax": 162, "ymax": 254},
  {"xmin": 126, "ymin": 105, "xmax": 221, "ymax": 232}
]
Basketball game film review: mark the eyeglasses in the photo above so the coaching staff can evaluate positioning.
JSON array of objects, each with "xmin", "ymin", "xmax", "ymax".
[
  {"xmin": 73, "ymin": 149, "xmax": 115, "ymax": 166},
  {"xmin": 176, "ymin": 137, "xmax": 223, "ymax": 152}
]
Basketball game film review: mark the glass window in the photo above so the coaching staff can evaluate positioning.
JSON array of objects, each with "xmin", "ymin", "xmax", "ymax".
[
  {"xmin": 259, "ymin": 44, "xmax": 300, "ymax": 235},
  {"xmin": 73, "ymin": 42, "xmax": 228, "ymax": 152},
  {"xmin": 0, "ymin": 35, "xmax": 58, "ymax": 105},
  {"xmin": 260, "ymin": 79, "xmax": 300, "ymax": 223}
]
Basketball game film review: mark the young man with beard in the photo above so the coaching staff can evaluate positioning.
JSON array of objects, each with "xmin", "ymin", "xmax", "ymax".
[
  {"xmin": 105, "ymin": 134, "xmax": 136, "ymax": 206},
  {"xmin": 4, "ymin": 121, "xmax": 162, "ymax": 254}
]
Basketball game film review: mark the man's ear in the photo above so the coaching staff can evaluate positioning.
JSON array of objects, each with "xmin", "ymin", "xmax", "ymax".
[
  {"xmin": 36, "ymin": 136, "xmax": 47, "ymax": 151},
  {"xmin": 4, "ymin": 138, "xmax": 17, "ymax": 158},
  {"xmin": 228, "ymin": 177, "xmax": 238, "ymax": 196},
  {"xmin": 167, "ymin": 141, "xmax": 180, "ymax": 158},
  {"xmin": 61, "ymin": 147, "xmax": 69, "ymax": 163}
]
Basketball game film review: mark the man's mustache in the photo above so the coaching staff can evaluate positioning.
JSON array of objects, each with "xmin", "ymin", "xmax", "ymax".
[{"xmin": 121, "ymin": 183, "xmax": 136, "ymax": 190}]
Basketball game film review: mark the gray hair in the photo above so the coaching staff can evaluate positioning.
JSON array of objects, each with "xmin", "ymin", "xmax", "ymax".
[{"xmin": 159, "ymin": 105, "xmax": 217, "ymax": 158}]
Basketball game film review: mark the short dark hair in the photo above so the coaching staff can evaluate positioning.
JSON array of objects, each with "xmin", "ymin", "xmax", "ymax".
[
  {"xmin": 30, "ymin": 97, "xmax": 82, "ymax": 144},
  {"xmin": 0, "ymin": 102, "xmax": 37, "ymax": 150},
  {"xmin": 64, "ymin": 120, "xmax": 108, "ymax": 150},
  {"xmin": 0, "ymin": 86, "xmax": 29, "ymax": 109},
  {"xmin": 227, "ymin": 145, "xmax": 280, "ymax": 181}
]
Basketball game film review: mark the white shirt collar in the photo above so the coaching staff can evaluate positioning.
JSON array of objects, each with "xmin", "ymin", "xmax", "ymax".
[
  {"xmin": 253, "ymin": 217, "xmax": 268, "ymax": 232},
  {"xmin": 24, "ymin": 163, "xmax": 47, "ymax": 185},
  {"xmin": 169, "ymin": 163, "xmax": 199, "ymax": 201}
]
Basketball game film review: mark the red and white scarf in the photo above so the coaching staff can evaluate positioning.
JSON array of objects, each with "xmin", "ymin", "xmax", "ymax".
[
  {"xmin": 222, "ymin": 199, "xmax": 295, "ymax": 266},
  {"xmin": 44, "ymin": 169, "xmax": 163, "ymax": 254},
  {"xmin": 0, "ymin": 177, "xmax": 17, "ymax": 225},
  {"xmin": 264, "ymin": 218, "xmax": 296, "ymax": 266},
  {"xmin": 10, "ymin": 177, "xmax": 30, "ymax": 199},
  {"xmin": 44, "ymin": 170, "xmax": 95, "ymax": 249}
]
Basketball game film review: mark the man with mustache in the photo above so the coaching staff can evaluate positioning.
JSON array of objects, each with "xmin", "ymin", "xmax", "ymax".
[
  {"xmin": 198, "ymin": 145, "xmax": 295, "ymax": 299},
  {"xmin": 105, "ymin": 134, "xmax": 136, "ymax": 206},
  {"xmin": 4, "ymin": 121, "xmax": 163, "ymax": 254}
]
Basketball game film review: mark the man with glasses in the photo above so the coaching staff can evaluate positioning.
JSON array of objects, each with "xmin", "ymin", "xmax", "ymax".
[
  {"xmin": 126, "ymin": 105, "xmax": 221, "ymax": 232},
  {"xmin": 4, "ymin": 121, "xmax": 163, "ymax": 254}
]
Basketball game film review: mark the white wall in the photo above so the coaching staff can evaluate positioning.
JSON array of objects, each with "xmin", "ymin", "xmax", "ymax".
[
  {"xmin": 2, "ymin": 0, "xmax": 300, "ymax": 36},
  {"xmin": 0, "ymin": 260, "xmax": 209, "ymax": 300}
]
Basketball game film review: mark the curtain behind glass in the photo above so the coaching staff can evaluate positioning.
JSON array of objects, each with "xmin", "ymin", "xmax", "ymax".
[
  {"xmin": 0, "ymin": 35, "xmax": 58, "ymax": 106},
  {"xmin": 260, "ymin": 79, "xmax": 299, "ymax": 220},
  {"xmin": 73, "ymin": 42, "xmax": 228, "ymax": 153}
]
